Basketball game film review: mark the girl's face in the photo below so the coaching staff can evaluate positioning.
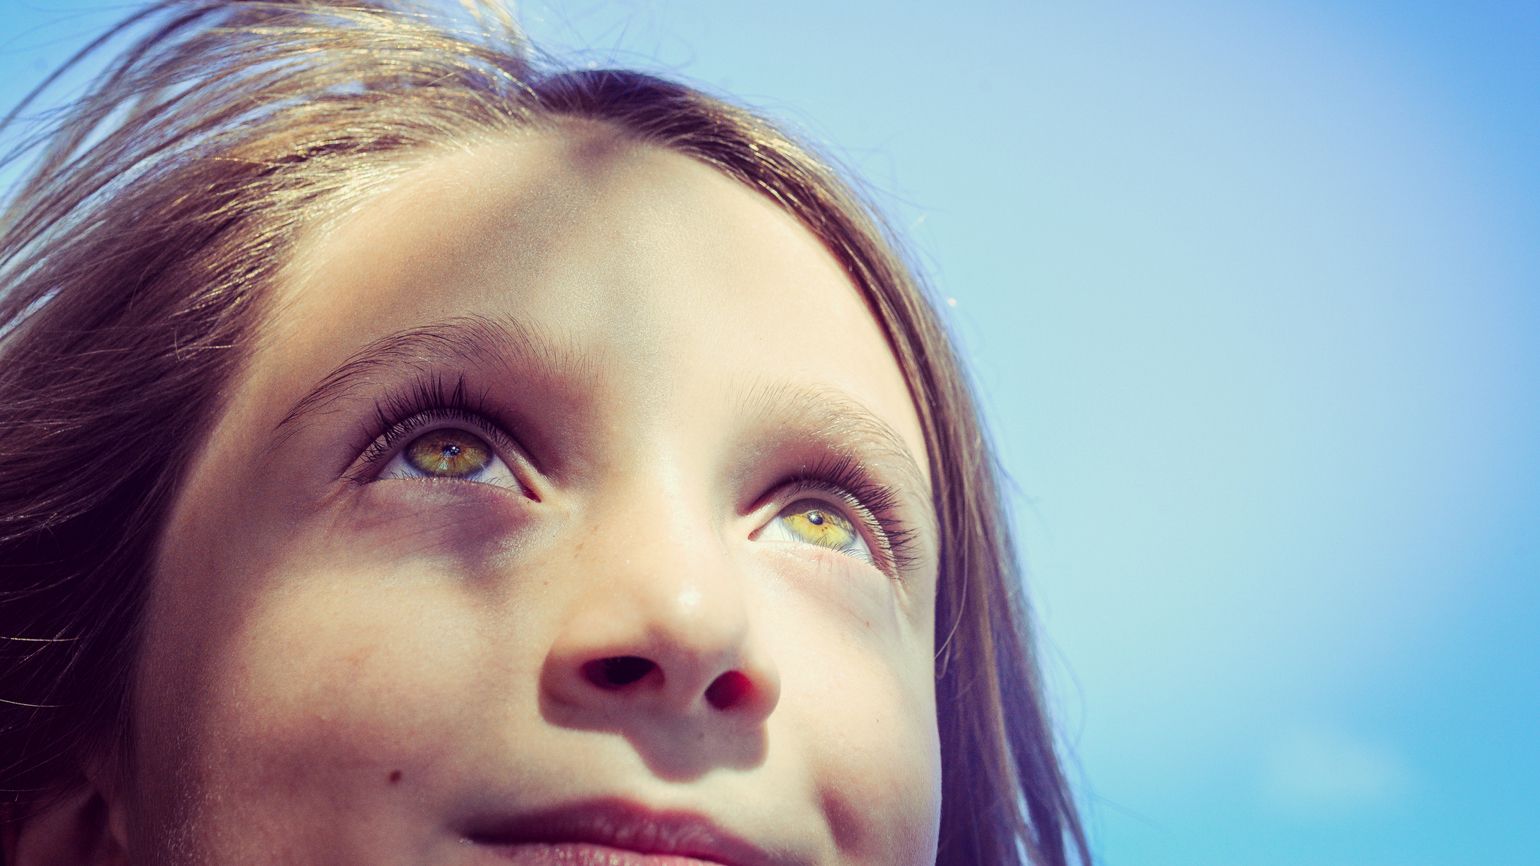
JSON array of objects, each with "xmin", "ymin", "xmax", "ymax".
[{"xmin": 126, "ymin": 129, "xmax": 941, "ymax": 865}]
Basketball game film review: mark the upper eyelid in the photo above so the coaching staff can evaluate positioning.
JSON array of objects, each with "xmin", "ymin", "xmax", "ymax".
[
  {"xmin": 271, "ymin": 315, "xmax": 594, "ymax": 449},
  {"xmin": 276, "ymin": 334, "xmax": 936, "ymax": 550},
  {"xmin": 734, "ymin": 382, "xmax": 931, "ymax": 517},
  {"xmin": 354, "ymin": 404, "xmax": 889, "ymax": 528},
  {"xmin": 337, "ymin": 373, "xmax": 918, "ymax": 571},
  {"xmin": 778, "ymin": 479, "xmax": 871, "ymax": 524}
]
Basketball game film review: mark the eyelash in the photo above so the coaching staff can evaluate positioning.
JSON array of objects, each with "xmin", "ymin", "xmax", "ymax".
[
  {"xmin": 776, "ymin": 454, "xmax": 918, "ymax": 578},
  {"xmin": 348, "ymin": 372, "xmax": 918, "ymax": 577},
  {"xmin": 347, "ymin": 372, "xmax": 521, "ymax": 486}
]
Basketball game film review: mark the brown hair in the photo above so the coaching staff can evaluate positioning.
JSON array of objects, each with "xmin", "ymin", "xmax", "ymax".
[{"xmin": 0, "ymin": 2, "xmax": 1089, "ymax": 863}]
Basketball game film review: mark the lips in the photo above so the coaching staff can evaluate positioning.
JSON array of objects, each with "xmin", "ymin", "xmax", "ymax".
[{"xmin": 461, "ymin": 798, "xmax": 782, "ymax": 866}]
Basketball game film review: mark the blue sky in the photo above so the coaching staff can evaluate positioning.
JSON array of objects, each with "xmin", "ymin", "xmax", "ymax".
[{"xmin": 3, "ymin": 2, "xmax": 1536, "ymax": 864}]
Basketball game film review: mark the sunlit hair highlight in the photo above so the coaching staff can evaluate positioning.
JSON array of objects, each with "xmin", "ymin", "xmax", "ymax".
[{"xmin": 0, "ymin": 3, "xmax": 1090, "ymax": 863}]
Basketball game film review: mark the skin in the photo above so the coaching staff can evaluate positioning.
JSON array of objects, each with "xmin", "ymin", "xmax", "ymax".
[{"xmin": 73, "ymin": 127, "xmax": 945, "ymax": 866}]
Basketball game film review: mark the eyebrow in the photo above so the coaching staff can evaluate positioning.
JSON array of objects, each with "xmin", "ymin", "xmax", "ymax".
[
  {"xmin": 270, "ymin": 313, "xmax": 594, "ymax": 445},
  {"xmin": 734, "ymin": 379, "xmax": 937, "ymax": 535},
  {"xmin": 269, "ymin": 313, "xmax": 936, "ymax": 533}
]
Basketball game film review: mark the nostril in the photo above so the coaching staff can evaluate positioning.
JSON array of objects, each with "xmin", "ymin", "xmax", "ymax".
[
  {"xmin": 582, "ymin": 656, "xmax": 656, "ymax": 690},
  {"xmin": 704, "ymin": 670, "xmax": 752, "ymax": 711}
]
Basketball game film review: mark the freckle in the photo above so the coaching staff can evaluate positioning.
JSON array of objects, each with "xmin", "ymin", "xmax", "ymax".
[{"xmin": 388, "ymin": 770, "xmax": 403, "ymax": 784}]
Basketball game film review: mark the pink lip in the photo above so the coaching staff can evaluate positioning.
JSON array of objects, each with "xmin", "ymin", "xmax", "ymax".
[{"xmin": 461, "ymin": 799, "xmax": 780, "ymax": 866}]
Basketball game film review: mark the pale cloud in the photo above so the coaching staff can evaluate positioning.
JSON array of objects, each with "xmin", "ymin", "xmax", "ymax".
[{"xmin": 1260, "ymin": 725, "xmax": 1412, "ymax": 815}]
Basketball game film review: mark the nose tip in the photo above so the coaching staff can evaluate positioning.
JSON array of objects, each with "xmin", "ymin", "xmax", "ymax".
[{"xmin": 542, "ymin": 578, "xmax": 781, "ymax": 724}]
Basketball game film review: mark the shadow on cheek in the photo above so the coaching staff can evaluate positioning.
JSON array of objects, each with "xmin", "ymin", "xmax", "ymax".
[{"xmin": 329, "ymin": 480, "xmax": 542, "ymax": 567}]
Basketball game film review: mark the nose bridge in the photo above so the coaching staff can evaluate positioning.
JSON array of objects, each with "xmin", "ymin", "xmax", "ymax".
[
  {"xmin": 591, "ymin": 497, "xmax": 747, "ymax": 679},
  {"xmin": 542, "ymin": 467, "xmax": 779, "ymax": 720}
]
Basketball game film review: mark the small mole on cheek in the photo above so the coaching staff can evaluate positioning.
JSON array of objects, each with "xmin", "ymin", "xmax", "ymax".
[{"xmin": 388, "ymin": 770, "xmax": 403, "ymax": 784}]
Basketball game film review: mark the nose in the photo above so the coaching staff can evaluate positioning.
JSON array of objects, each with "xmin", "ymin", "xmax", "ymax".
[{"xmin": 540, "ymin": 513, "xmax": 781, "ymax": 726}]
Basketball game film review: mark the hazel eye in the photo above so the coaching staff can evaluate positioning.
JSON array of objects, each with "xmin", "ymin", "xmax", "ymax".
[
  {"xmin": 760, "ymin": 498, "xmax": 875, "ymax": 565},
  {"xmin": 405, "ymin": 429, "xmax": 490, "ymax": 477},
  {"xmin": 377, "ymin": 427, "xmax": 518, "ymax": 488}
]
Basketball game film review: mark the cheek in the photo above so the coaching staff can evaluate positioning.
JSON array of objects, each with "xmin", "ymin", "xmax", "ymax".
[
  {"xmin": 775, "ymin": 608, "xmax": 942, "ymax": 863},
  {"xmin": 133, "ymin": 458, "xmax": 942, "ymax": 863},
  {"xmin": 199, "ymin": 578, "xmax": 487, "ymax": 756},
  {"xmin": 129, "ymin": 551, "xmax": 526, "ymax": 859},
  {"xmin": 135, "ymin": 472, "xmax": 540, "ymax": 788}
]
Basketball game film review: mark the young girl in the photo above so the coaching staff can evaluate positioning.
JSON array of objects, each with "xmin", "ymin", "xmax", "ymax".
[{"xmin": 0, "ymin": 2, "xmax": 1090, "ymax": 864}]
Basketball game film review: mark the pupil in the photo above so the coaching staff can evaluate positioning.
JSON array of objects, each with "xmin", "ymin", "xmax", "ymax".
[
  {"xmin": 807, "ymin": 510, "xmax": 825, "ymax": 525},
  {"xmin": 441, "ymin": 443, "xmax": 461, "ymax": 458}
]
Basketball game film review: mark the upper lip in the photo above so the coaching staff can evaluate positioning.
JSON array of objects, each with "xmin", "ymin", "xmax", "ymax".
[{"xmin": 461, "ymin": 797, "xmax": 782, "ymax": 866}]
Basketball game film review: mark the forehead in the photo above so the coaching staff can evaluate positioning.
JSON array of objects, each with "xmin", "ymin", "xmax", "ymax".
[{"xmin": 263, "ymin": 126, "xmax": 929, "ymax": 485}]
